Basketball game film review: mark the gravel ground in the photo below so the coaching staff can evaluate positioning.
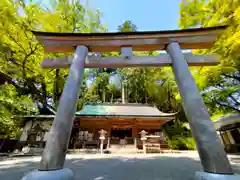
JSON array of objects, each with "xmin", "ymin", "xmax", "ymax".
[{"xmin": 0, "ymin": 152, "xmax": 240, "ymax": 180}]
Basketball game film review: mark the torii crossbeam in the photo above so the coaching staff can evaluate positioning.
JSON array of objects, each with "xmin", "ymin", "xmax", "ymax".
[
  {"xmin": 33, "ymin": 25, "xmax": 226, "ymax": 53},
  {"xmin": 23, "ymin": 25, "xmax": 237, "ymax": 180}
]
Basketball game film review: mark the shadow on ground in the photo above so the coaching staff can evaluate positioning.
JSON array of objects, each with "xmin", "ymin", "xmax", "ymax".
[{"xmin": 0, "ymin": 155, "xmax": 239, "ymax": 180}]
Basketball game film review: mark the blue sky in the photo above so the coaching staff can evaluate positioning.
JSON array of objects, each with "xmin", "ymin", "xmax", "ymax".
[
  {"xmin": 36, "ymin": 0, "xmax": 183, "ymax": 87},
  {"xmin": 40, "ymin": 0, "xmax": 182, "ymax": 32},
  {"xmin": 86, "ymin": 0, "xmax": 182, "ymax": 31}
]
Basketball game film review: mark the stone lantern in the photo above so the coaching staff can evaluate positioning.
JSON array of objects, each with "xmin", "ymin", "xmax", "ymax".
[{"xmin": 139, "ymin": 130, "xmax": 148, "ymax": 153}]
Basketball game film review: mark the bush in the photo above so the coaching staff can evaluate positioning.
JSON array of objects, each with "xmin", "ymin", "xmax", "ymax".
[
  {"xmin": 182, "ymin": 137, "xmax": 196, "ymax": 150},
  {"xmin": 165, "ymin": 136, "xmax": 196, "ymax": 150},
  {"xmin": 162, "ymin": 120, "xmax": 196, "ymax": 150}
]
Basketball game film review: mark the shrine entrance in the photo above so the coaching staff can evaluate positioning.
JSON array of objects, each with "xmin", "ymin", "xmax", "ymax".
[
  {"xmin": 31, "ymin": 25, "xmax": 235, "ymax": 178},
  {"xmin": 111, "ymin": 128, "xmax": 133, "ymax": 146},
  {"xmin": 111, "ymin": 128, "xmax": 132, "ymax": 138}
]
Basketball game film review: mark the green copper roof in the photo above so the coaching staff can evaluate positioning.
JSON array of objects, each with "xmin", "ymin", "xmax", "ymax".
[{"xmin": 75, "ymin": 103, "xmax": 176, "ymax": 119}]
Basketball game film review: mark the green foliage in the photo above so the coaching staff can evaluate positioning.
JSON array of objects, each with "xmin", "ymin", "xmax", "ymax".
[
  {"xmin": 162, "ymin": 121, "xmax": 196, "ymax": 150},
  {"xmin": 0, "ymin": 84, "xmax": 35, "ymax": 138},
  {"xmin": 181, "ymin": 137, "xmax": 196, "ymax": 150},
  {"xmin": 0, "ymin": 0, "xmax": 106, "ymax": 138},
  {"xmin": 117, "ymin": 20, "xmax": 137, "ymax": 32},
  {"xmin": 0, "ymin": 0, "xmax": 106, "ymax": 109},
  {"xmin": 211, "ymin": 112, "xmax": 225, "ymax": 121},
  {"xmin": 119, "ymin": 67, "xmax": 181, "ymax": 112},
  {"xmin": 167, "ymin": 137, "xmax": 196, "ymax": 150},
  {"xmin": 179, "ymin": 0, "xmax": 240, "ymax": 114},
  {"xmin": 178, "ymin": 1, "xmax": 240, "ymax": 149}
]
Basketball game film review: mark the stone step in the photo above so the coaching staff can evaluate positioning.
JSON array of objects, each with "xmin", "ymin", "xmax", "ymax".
[
  {"xmin": 110, "ymin": 145, "xmax": 135, "ymax": 149},
  {"xmin": 108, "ymin": 145, "xmax": 139, "ymax": 154}
]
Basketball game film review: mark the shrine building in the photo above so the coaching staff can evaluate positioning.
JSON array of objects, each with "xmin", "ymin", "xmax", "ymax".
[{"xmin": 20, "ymin": 103, "xmax": 176, "ymax": 150}]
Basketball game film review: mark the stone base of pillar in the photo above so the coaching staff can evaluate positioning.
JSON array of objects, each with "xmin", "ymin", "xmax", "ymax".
[
  {"xmin": 194, "ymin": 171, "xmax": 240, "ymax": 180},
  {"xmin": 21, "ymin": 168, "xmax": 74, "ymax": 180}
]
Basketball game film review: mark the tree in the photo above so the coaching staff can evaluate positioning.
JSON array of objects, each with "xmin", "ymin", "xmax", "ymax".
[
  {"xmin": 83, "ymin": 20, "xmax": 139, "ymax": 104},
  {"xmin": 0, "ymin": 84, "xmax": 35, "ymax": 138},
  {"xmin": 0, "ymin": 0, "xmax": 106, "ymax": 110},
  {"xmin": 179, "ymin": 0, "xmax": 240, "ymax": 114},
  {"xmin": 117, "ymin": 20, "xmax": 137, "ymax": 32},
  {"xmin": 0, "ymin": 0, "xmax": 106, "ymax": 137}
]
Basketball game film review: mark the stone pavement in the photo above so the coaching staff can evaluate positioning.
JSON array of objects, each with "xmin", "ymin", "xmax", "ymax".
[{"xmin": 0, "ymin": 152, "xmax": 239, "ymax": 180}]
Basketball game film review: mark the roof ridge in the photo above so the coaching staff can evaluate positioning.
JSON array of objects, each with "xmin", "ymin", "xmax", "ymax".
[
  {"xmin": 84, "ymin": 102, "xmax": 154, "ymax": 107},
  {"xmin": 32, "ymin": 25, "xmax": 227, "ymax": 37}
]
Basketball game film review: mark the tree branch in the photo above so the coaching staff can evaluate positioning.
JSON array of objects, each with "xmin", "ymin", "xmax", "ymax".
[
  {"xmin": 229, "ymin": 94, "xmax": 240, "ymax": 106},
  {"xmin": 222, "ymin": 74, "xmax": 240, "ymax": 82},
  {"xmin": 216, "ymin": 101, "xmax": 240, "ymax": 113}
]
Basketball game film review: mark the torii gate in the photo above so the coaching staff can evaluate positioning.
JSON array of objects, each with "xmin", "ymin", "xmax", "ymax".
[{"xmin": 22, "ymin": 26, "xmax": 239, "ymax": 180}]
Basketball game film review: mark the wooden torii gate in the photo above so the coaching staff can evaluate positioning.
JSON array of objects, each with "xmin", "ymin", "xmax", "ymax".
[{"xmin": 31, "ymin": 25, "xmax": 235, "ymax": 179}]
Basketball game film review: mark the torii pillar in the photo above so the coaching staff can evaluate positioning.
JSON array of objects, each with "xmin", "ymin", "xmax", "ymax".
[
  {"xmin": 167, "ymin": 42, "xmax": 237, "ymax": 180},
  {"xmin": 21, "ymin": 45, "xmax": 88, "ymax": 180}
]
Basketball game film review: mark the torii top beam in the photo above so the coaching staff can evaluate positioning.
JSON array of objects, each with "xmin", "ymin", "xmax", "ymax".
[{"xmin": 32, "ymin": 25, "xmax": 227, "ymax": 53}]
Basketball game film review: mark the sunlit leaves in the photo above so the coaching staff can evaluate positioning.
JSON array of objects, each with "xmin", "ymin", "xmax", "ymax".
[
  {"xmin": 0, "ymin": 84, "xmax": 35, "ymax": 138},
  {"xmin": 117, "ymin": 20, "xmax": 137, "ymax": 32},
  {"xmin": 179, "ymin": 0, "xmax": 240, "ymax": 114},
  {"xmin": 0, "ymin": 0, "xmax": 106, "ymax": 137}
]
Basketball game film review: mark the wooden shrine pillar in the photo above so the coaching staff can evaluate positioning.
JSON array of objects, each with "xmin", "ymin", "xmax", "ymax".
[
  {"xmin": 39, "ymin": 46, "xmax": 88, "ymax": 170},
  {"xmin": 166, "ymin": 42, "xmax": 233, "ymax": 174},
  {"xmin": 132, "ymin": 126, "xmax": 138, "ymax": 137}
]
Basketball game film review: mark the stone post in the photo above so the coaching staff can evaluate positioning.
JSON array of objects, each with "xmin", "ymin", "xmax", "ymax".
[
  {"xmin": 100, "ymin": 140, "xmax": 104, "ymax": 154},
  {"xmin": 167, "ymin": 42, "xmax": 232, "ymax": 174},
  {"xmin": 39, "ymin": 46, "xmax": 88, "ymax": 170},
  {"xmin": 107, "ymin": 137, "xmax": 111, "ymax": 149},
  {"xmin": 99, "ymin": 129, "xmax": 107, "ymax": 154},
  {"xmin": 134, "ymin": 137, "xmax": 137, "ymax": 150}
]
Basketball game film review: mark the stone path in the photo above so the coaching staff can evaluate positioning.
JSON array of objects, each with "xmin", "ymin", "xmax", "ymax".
[{"xmin": 0, "ymin": 152, "xmax": 239, "ymax": 180}]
